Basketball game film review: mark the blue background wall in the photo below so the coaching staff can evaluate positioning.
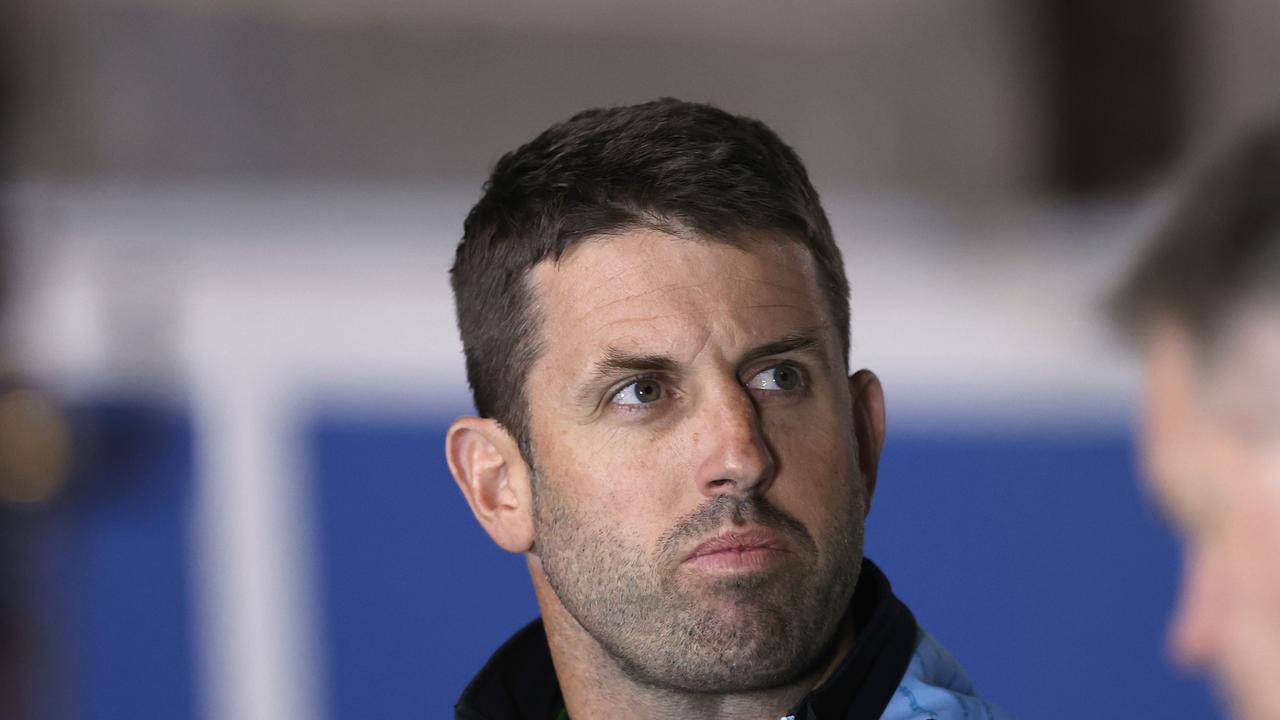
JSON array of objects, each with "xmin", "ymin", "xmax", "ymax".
[
  {"xmin": 305, "ymin": 413, "xmax": 1219, "ymax": 719},
  {"xmin": 37, "ymin": 404, "xmax": 198, "ymax": 720},
  {"xmin": 42, "ymin": 405, "xmax": 1221, "ymax": 719}
]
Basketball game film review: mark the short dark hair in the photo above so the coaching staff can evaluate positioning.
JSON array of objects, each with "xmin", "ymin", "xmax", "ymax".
[
  {"xmin": 1111, "ymin": 121, "xmax": 1280, "ymax": 348},
  {"xmin": 451, "ymin": 98, "xmax": 849, "ymax": 455}
]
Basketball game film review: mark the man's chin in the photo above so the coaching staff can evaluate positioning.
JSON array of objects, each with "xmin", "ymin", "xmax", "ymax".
[
  {"xmin": 626, "ymin": 638, "xmax": 819, "ymax": 695},
  {"xmin": 630, "ymin": 602, "xmax": 821, "ymax": 691}
]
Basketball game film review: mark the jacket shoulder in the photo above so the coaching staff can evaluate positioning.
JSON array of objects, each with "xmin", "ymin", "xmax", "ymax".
[{"xmin": 879, "ymin": 630, "xmax": 1015, "ymax": 720}]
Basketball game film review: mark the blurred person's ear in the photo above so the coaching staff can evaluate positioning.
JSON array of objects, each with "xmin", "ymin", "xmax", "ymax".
[
  {"xmin": 446, "ymin": 418, "xmax": 536, "ymax": 554},
  {"xmin": 850, "ymin": 369, "xmax": 886, "ymax": 513}
]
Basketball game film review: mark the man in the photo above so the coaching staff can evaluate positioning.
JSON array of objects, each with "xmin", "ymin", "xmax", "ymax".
[
  {"xmin": 1112, "ymin": 123, "xmax": 1280, "ymax": 720},
  {"xmin": 446, "ymin": 99, "xmax": 1008, "ymax": 719}
]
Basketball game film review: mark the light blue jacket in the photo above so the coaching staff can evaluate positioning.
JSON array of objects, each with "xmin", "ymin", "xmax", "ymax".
[{"xmin": 880, "ymin": 630, "xmax": 1014, "ymax": 720}]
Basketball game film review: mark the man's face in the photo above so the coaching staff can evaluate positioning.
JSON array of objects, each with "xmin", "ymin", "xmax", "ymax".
[
  {"xmin": 520, "ymin": 229, "xmax": 872, "ymax": 692},
  {"xmin": 1142, "ymin": 317, "xmax": 1280, "ymax": 720}
]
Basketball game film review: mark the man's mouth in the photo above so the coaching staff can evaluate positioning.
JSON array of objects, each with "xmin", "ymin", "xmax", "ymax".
[{"xmin": 681, "ymin": 528, "xmax": 791, "ymax": 573}]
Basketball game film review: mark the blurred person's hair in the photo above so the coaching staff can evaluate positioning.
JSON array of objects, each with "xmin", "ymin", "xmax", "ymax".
[
  {"xmin": 1111, "ymin": 122, "xmax": 1280, "ymax": 349},
  {"xmin": 451, "ymin": 98, "xmax": 848, "ymax": 456}
]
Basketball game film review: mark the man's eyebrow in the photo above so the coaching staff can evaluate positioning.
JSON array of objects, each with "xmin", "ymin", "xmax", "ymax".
[
  {"xmin": 737, "ymin": 333, "xmax": 823, "ymax": 367},
  {"xmin": 592, "ymin": 348, "xmax": 680, "ymax": 376},
  {"xmin": 576, "ymin": 348, "xmax": 680, "ymax": 406}
]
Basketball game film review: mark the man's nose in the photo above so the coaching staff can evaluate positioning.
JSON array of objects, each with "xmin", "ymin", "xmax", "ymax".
[
  {"xmin": 691, "ymin": 383, "xmax": 776, "ymax": 498},
  {"xmin": 1170, "ymin": 549, "xmax": 1224, "ymax": 669}
]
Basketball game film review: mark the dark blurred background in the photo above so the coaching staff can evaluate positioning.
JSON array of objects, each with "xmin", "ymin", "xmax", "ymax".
[{"xmin": 3, "ymin": 1, "xmax": 1279, "ymax": 718}]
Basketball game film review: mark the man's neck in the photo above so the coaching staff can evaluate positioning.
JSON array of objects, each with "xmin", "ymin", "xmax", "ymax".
[{"xmin": 528, "ymin": 559, "xmax": 854, "ymax": 720}]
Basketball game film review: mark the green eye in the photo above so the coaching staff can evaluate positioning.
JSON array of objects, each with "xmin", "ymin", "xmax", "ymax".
[
  {"xmin": 614, "ymin": 379, "xmax": 663, "ymax": 405},
  {"xmin": 748, "ymin": 364, "xmax": 802, "ymax": 391}
]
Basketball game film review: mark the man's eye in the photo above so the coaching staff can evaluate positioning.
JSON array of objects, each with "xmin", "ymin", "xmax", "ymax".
[
  {"xmin": 612, "ymin": 379, "xmax": 663, "ymax": 406},
  {"xmin": 747, "ymin": 364, "xmax": 802, "ymax": 391}
]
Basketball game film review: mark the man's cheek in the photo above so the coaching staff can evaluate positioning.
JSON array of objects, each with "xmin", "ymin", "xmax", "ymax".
[
  {"xmin": 769, "ymin": 452, "xmax": 859, "ymax": 534},
  {"xmin": 1229, "ymin": 494, "xmax": 1280, "ymax": 617},
  {"xmin": 558, "ymin": 438, "xmax": 672, "ymax": 521},
  {"xmin": 772, "ymin": 421, "xmax": 854, "ymax": 483}
]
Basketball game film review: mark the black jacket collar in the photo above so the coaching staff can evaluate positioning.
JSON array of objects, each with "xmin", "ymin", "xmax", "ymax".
[{"xmin": 455, "ymin": 558, "xmax": 917, "ymax": 720}]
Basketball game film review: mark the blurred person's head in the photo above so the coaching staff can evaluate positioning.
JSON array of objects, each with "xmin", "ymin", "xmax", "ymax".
[
  {"xmin": 446, "ymin": 98, "xmax": 885, "ymax": 713},
  {"xmin": 1113, "ymin": 123, "xmax": 1280, "ymax": 720}
]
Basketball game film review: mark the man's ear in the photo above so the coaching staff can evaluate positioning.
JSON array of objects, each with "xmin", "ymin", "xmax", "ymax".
[
  {"xmin": 445, "ymin": 417, "xmax": 535, "ymax": 554},
  {"xmin": 849, "ymin": 369, "xmax": 886, "ymax": 513}
]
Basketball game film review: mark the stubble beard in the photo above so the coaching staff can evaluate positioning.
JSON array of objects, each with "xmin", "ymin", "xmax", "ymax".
[{"xmin": 531, "ymin": 468, "xmax": 865, "ymax": 694}]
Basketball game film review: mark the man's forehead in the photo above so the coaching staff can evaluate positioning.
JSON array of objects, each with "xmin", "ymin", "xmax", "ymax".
[
  {"xmin": 1206, "ymin": 307, "xmax": 1280, "ymax": 434},
  {"xmin": 1143, "ymin": 312, "xmax": 1280, "ymax": 525},
  {"xmin": 528, "ymin": 229, "xmax": 833, "ymax": 356},
  {"xmin": 537, "ymin": 229, "xmax": 818, "ymax": 303}
]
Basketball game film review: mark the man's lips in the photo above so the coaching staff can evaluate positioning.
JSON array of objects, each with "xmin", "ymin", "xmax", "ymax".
[{"xmin": 681, "ymin": 528, "xmax": 791, "ymax": 572}]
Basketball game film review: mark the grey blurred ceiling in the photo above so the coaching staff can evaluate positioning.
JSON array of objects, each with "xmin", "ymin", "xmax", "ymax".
[
  {"xmin": 11, "ymin": 0, "xmax": 1041, "ymax": 197},
  {"xmin": 9, "ymin": 0, "xmax": 1280, "ymax": 198}
]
